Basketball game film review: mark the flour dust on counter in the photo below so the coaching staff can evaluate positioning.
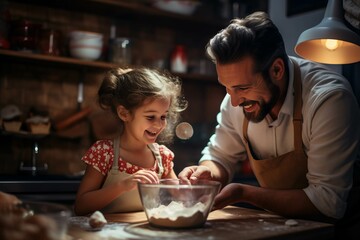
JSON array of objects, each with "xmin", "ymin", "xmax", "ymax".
[{"xmin": 68, "ymin": 216, "xmax": 140, "ymax": 239}]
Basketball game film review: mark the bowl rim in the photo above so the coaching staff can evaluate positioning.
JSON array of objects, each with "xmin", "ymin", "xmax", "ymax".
[
  {"xmin": 69, "ymin": 30, "xmax": 103, "ymax": 39},
  {"xmin": 20, "ymin": 200, "xmax": 72, "ymax": 216},
  {"xmin": 138, "ymin": 179, "xmax": 221, "ymax": 189}
]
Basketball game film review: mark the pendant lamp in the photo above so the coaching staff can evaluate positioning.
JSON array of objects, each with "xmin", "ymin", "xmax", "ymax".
[{"xmin": 294, "ymin": 0, "xmax": 360, "ymax": 64}]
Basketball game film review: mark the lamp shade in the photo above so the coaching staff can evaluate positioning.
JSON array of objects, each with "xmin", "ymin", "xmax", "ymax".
[{"xmin": 295, "ymin": 0, "xmax": 360, "ymax": 64}]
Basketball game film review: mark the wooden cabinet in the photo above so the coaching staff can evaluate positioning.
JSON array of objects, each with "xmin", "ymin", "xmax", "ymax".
[{"xmin": 0, "ymin": 0, "xmax": 267, "ymax": 175}]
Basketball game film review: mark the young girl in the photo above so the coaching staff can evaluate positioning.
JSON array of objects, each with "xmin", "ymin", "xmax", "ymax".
[{"xmin": 74, "ymin": 68, "xmax": 187, "ymax": 215}]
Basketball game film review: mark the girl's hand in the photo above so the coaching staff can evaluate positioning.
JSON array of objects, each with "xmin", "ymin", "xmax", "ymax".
[
  {"xmin": 122, "ymin": 170, "xmax": 160, "ymax": 191},
  {"xmin": 133, "ymin": 169, "xmax": 160, "ymax": 184}
]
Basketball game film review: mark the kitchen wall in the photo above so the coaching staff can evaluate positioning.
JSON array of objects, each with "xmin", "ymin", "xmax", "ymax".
[
  {"xmin": 0, "ymin": 1, "xmax": 228, "ymax": 176},
  {"xmin": 269, "ymin": 0, "xmax": 325, "ymax": 57},
  {"xmin": 269, "ymin": 0, "xmax": 342, "ymax": 73},
  {"xmin": 4, "ymin": 1, "xmax": 357, "ymax": 179},
  {"xmin": 269, "ymin": 0, "xmax": 360, "ymax": 104}
]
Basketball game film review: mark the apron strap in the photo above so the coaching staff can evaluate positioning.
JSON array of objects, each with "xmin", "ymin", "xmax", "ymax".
[
  {"xmin": 291, "ymin": 59, "xmax": 303, "ymax": 155},
  {"xmin": 243, "ymin": 59, "xmax": 304, "ymax": 156},
  {"xmin": 242, "ymin": 59, "xmax": 308, "ymax": 189},
  {"xmin": 110, "ymin": 136, "xmax": 120, "ymax": 174},
  {"xmin": 243, "ymin": 117, "xmax": 249, "ymax": 144},
  {"xmin": 147, "ymin": 143, "xmax": 165, "ymax": 178}
]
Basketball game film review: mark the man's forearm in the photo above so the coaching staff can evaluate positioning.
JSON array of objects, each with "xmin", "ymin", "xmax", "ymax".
[
  {"xmin": 200, "ymin": 160, "xmax": 229, "ymax": 188},
  {"xmin": 242, "ymin": 184, "xmax": 326, "ymax": 220}
]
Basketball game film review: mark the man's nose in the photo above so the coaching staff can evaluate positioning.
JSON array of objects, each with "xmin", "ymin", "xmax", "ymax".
[{"xmin": 228, "ymin": 91, "xmax": 244, "ymax": 107}]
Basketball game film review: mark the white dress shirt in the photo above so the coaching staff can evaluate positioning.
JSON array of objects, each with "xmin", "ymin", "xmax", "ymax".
[{"xmin": 200, "ymin": 56, "xmax": 360, "ymax": 219}]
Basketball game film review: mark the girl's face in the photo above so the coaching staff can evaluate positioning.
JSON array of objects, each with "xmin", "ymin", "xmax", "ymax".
[{"xmin": 122, "ymin": 97, "xmax": 170, "ymax": 145}]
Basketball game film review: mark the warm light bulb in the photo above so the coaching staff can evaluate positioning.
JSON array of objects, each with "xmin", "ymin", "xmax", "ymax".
[{"xmin": 321, "ymin": 39, "xmax": 342, "ymax": 51}]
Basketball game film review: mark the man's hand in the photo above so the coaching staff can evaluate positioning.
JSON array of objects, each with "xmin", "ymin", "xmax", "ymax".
[
  {"xmin": 178, "ymin": 165, "xmax": 213, "ymax": 182},
  {"xmin": 212, "ymin": 183, "xmax": 245, "ymax": 210}
]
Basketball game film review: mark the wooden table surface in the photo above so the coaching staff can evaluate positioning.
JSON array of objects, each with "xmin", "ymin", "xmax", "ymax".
[{"xmin": 67, "ymin": 206, "xmax": 334, "ymax": 240}]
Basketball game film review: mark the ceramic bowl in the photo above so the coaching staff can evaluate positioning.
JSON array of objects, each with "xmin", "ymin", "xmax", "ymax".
[
  {"xmin": 138, "ymin": 179, "xmax": 221, "ymax": 228},
  {"xmin": 152, "ymin": 0, "xmax": 200, "ymax": 15},
  {"xmin": 69, "ymin": 30, "xmax": 103, "ymax": 60}
]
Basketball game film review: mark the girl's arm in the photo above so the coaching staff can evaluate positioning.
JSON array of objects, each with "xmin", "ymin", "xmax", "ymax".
[
  {"xmin": 74, "ymin": 166, "xmax": 161, "ymax": 216},
  {"xmin": 74, "ymin": 165, "xmax": 134, "ymax": 216}
]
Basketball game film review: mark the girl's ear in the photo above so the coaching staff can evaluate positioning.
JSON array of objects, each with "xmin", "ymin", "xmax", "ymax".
[{"xmin": 117, "ymin": 105, "xmax": 130, "ymax": 121}]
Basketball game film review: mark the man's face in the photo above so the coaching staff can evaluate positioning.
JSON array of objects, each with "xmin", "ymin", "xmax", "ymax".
[{"xmin": 216, "ymin": 57, "xmax": 280, "ymax": 123}]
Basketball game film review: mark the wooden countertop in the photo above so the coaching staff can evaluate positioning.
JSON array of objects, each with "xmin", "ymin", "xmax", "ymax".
[{"xmin": 67, "ymin": 206, "xmax": 334, "ymax": 239}]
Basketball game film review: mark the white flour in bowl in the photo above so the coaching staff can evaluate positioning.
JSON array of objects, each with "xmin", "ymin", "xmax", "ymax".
[{"xmin": 147, "ymin": 201, "xmax": 207, "ymax": 228}]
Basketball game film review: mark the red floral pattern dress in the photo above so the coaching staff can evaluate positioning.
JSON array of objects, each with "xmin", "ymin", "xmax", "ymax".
[{"xmin": 82, "ymin": 140, "xmax": 174, "ymax": 177}]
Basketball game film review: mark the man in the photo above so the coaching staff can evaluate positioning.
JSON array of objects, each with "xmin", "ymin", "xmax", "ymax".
[{"xmin": 178, "ymin": 11, "xmax": 360, "ymax": 232}]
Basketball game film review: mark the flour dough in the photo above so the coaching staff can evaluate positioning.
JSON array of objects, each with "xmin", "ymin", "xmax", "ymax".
[
  {"xmin": 285, "ymin": 219, "xmax": 298, "ymax": 226},
  {"xmin": 89, "ymin": 211, "xmax": 107, "ymax": 229}
]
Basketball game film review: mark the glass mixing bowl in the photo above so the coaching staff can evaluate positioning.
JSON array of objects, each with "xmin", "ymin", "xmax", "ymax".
[
  {"xmin": 138, "ymin": 179, "xmax": 221, "ymax": 228},
  {"xmin": 21, "ymin": 201, "xmax": 72, "ymax": 239}
]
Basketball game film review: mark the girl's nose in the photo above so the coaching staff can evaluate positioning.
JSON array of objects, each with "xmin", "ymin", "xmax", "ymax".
[{"xmin": 154, "ymin": 118, "xmax": 164, "ymax": 128}]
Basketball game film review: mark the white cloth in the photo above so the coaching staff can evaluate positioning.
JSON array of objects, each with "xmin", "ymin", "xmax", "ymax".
[{"xmin": 200, "ymin": 56, "xmax": 360, "ymax": 219}]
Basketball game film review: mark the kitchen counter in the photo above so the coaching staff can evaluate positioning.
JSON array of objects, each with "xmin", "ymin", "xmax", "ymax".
[
  {"xmin": 0, "ymin": 174, "xmax": 81, "ymax": 204},
  {"xmin": 68, "ymin": 206, "xmax": 334, "ymax": 239}
]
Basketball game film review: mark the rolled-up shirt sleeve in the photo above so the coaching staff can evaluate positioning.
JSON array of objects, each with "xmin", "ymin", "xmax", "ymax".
[
  {"xmin": 303, "ymin": 87, "xmax": 360, "ymax": 219},
  {"xmin": 200, "ymin": 94, "xmax": 248, "ymax": 182},
  {"xmin": 199, "ymin": 58, "xmax": 360, "ymax": 219}
]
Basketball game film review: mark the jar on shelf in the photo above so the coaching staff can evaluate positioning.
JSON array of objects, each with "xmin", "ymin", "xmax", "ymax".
[
  {"xmin": 109, "ymin": 37, "xmax": 132, "ymax": 66},
  {"xmin": 38, "ymin": 28, "xmax": 61, "ymax": 56},
  {"xmin": 170, "ymin": 45, "xmax": 187, "ymax": 73},
  {"xmin": 9, "ymin": 19, "xmax": 41, "ymax": 52},
  {"xmin": 0, "ymin": 0, "xmax": 10, "ymax": 49}
]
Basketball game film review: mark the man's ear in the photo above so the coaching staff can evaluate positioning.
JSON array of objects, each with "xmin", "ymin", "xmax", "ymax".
[
  {"xmin": 117, "ymin": 105, "xmax": 130, "ymax": 121},
  {"xmin": 269, "ymin": 58, "xmax": 285, "ymax": 80}
]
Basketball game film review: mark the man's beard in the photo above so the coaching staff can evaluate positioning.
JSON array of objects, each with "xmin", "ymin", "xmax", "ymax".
[{"xmin": 242, "ymin": 77, "xmax": 280, "ymax": 123}]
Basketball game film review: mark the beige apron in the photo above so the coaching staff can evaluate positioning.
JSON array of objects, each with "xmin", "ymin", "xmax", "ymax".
[
  {"xmin": 101, "ymin": 137, "xmax": 164, "ymax": 213},
  {"xmin": 243, "ymin": 60, "xmax": 308, "ymax": 189}
]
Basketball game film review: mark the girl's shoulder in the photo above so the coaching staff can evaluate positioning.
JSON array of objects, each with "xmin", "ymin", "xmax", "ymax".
[
  {"xmin": 148, "ymin": 143, "xmax": 175, "ymax": 177},
  {"xmin": 82, "ymin": 139, "xmax": 114, "ymax": 175},
  {"xmin": 149, "ymin": 143, "xmax": 174, "ymax": 168},
  {"xmin": 149, "ymin": 143, "xmax": 174, "ymax": 158},
  {"xmin": 90, "ymin": 139, "xmax": 114, "ymax": 150}
]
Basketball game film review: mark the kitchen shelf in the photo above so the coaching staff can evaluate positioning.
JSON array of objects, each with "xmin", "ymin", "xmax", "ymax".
[
  {"xmin": 0, "ymin": 49, "xmax": 218, "ymax": 82},
  {"xmin": 0, "ymin": 0, "xmax": 238, "ymax": 177},
  {"xmin": 0, "ymin": 129, "xmax": 48, "ymax": 140},
  {"xmin": 0, "ymin": 49, "xmax": 116, "ymax": 70},
  {"xmin": 11, "ymin": 0, "xmax": 227, "ymax": 31}
]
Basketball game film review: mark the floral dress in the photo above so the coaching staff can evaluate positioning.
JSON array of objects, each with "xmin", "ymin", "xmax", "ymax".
[{"xmin": 82, "ymin": 137, "xmax": 175, "ymax": 213}]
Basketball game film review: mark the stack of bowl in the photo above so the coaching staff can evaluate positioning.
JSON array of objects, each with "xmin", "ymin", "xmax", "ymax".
[
  {"xmin": 152, "ymin": 0, "xmax": 201, "ymax": 15},
  {"xmin": 69, "ymin": 30, "xmax": 103, "ymax": 60}
]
